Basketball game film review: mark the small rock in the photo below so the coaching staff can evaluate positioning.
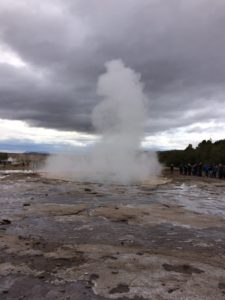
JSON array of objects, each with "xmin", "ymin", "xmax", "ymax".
[
  {"xmin": 89, "ymin": 273, "xmax": 99, "ymax": 281},
  {"xmin": 218, "ymin": 282, "xmax": 225, "ymax": 289},
  {"xmin": 111, "ymin": 271, "xmax": 119, "ymax": 274},
  {"xmin": 23, "ymin": 203, "xmax": 30, "ymax": 207},
  {"xmin": 168, "ymin": 287, "xmax": 179, "ymax": 293},
  {"xmin": 109, "ymin": 284, "xmax": 129, "ymax": 294},
  {"xmin": 0, "ymin": 219, "xmax": 11, "ymax": 225}
]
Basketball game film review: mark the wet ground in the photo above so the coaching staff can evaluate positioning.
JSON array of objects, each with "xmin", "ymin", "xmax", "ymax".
[{"xmin": 0, "ymin": 171, "xmax": 225, "ymax": 299}]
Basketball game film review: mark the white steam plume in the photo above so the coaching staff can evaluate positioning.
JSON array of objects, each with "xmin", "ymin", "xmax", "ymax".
[{"xmin": 42, "ymin": 60, "xmax": 161, "ymax": 183}]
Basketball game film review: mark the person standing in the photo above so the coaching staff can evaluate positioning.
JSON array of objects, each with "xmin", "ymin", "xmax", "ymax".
[{"xmin": 170, "ymin": 164, "xmax": 174, "ymax": 174}]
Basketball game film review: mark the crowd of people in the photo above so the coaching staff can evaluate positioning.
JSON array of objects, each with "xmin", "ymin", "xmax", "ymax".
[{"xmin": 170, "ymin": 163, "xmax": 225, "ymax": 179}]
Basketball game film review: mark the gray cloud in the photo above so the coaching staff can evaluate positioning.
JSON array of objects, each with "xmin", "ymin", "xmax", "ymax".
[{"xmin": 0, "ymin": 0, "xmax": 225, "ymax": 134}]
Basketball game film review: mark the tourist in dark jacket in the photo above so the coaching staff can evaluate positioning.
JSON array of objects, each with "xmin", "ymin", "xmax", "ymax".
[
  {"xmin": 198, "ymin": 162, "xmax": 203, "ymax": 177},
  {"xmin": 187, "ymin": 163, "xmax": 192, "ymax": 176},
  {"xmin": 218, "ymin": 164, "xmax": 223, "ymax": 179}
]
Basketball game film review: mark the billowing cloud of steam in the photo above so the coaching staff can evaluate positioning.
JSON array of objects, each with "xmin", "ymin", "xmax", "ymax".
[{"xmin": 42, "ymin": 60, "xmax": 161, "ymax": 183}]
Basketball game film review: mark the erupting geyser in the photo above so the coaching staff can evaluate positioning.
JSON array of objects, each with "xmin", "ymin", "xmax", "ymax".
[{"xmin": 43, "ymin": 60, "xmax": 161, "ymax": 183}]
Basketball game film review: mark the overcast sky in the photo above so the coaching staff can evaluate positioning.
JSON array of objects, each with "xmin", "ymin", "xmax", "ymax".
[{"xmin": 0, "ymin": 0, "xmax": 225, "ymax": 152}]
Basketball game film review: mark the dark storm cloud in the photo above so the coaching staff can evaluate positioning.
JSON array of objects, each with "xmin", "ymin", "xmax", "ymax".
[{"xmin": 0, "ymin": 0, "xmax": 225, "ymax": 133}]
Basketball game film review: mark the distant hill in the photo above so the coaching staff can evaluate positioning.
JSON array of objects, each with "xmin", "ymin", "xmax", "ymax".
[
  {"xmin": 24, "ymin": 152, "xmax": 49, "ymax": 155},
  {"xmin": 0, "ymin": 152, "xmax": 48, "ymax": 163}
]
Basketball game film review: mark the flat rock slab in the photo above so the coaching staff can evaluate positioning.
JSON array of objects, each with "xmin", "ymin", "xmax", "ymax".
[
  {"xmin": 1, "ymin": 173, "xmax": 225, "ymax": 299},
  {"xmin": 92, "ymin": 204, "xmax": 225, "ymax": 229},
  {"xmin": 25, "ymin": 203, "xmax": 87, "ymax": 216}
]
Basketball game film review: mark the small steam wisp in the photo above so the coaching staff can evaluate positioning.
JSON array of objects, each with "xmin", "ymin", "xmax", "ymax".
[{"xmin": 43, "ymin": 60, "xmax": 161, "ymax": 183}]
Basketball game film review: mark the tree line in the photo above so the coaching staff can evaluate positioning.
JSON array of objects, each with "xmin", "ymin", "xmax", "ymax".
[
  {"xmin": 158, "ymin": 139, "xmax": 225, "ymax": 167},
  {"xmin": 0, "ymin": 153, "xmax": 8, "ymax": 161}
]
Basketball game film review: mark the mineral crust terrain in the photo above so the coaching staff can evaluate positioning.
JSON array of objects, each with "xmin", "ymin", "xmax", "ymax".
[{"xmin": 0, "ymin": 171, "xmax": 225, "ymax": 299}]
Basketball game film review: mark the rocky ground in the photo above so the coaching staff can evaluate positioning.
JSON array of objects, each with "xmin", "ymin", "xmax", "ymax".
[{"xmin": 0, "ymin": 171, "xmax": 225, "ymax": 299}]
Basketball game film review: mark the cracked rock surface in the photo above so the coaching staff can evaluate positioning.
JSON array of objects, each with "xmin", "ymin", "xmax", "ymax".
[{"xmin": 0, "ymin": 172, "xmax": 225, "ymax": 299}]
